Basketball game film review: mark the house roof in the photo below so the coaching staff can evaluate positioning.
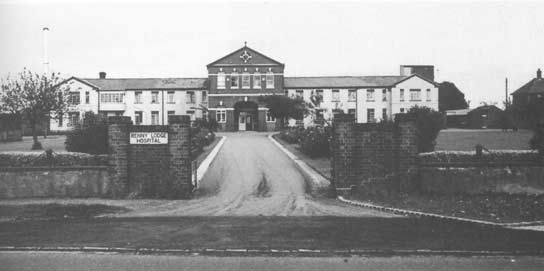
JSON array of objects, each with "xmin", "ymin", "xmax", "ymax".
[
  {"xmin": 284, "ymin": 74, "xmax": 436, "ymax": 88},
  {"xmin": 80, "ymin": 78, "xmax": 208, "ymax": 90},
  {"xmin": 511, "ymin": 77, "xmax": 544, "ymax": 95}
]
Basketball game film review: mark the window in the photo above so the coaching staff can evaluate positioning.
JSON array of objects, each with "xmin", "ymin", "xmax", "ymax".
[
  {"xmin": 68, "ymin": 92, "xmax": 80, "ymax": 105},
  {"xmin": 186, "ymin": 91, "xmax": 195, "ymax": 104},
  {"xmin": 151, "ymin": 91, "xmax": 159, "ymax": 104},
  {"xmin": 426, "ymin": 89, "xmax": 431, "ymax": 101},
  {"xmin": 266, "ymin": 72, "xmax": 274, "ymax": 89},
  {"xmin": 216, "ymin": 109, "xmax": 226, "ymax": 123},
  {"xmin": 85, "ymin": 91, "xmax": 90, "ymax": 104},
  {"xmin": 382, "ymin": 89, "xmax": 387, "ymax": 102},
  {"xmin": 253, "ymin": 73, "xmax": 261, "ymax": 89},
  {"xmin": 315, "ymin": 109, "xmax": 324, "ymax": 121},
  {"xmin": 202, "ymin": 91, "xmax": 207, "ymax": 103},
  {"xmin": 58, "ymin": 114, "xmax": 63, "ymax": 127},
  {"xmin": 134, "ymin": 111, "xmax": 143, "ymax": 125},
  {"xmin": 68, "ymin": 112, "xmax": 80, "ymax": 127},
  {"xmin": 400, "ymin": 89, "xmax": 405, "ymax": 101},
  {"xmin": 366, "ymin": 89, "xmax": 375, "ymax": 102},
  {"xmin": 266, "ymin": 110, "xmax": 276, "ymax": 122},
  {"xmin": 242, "ymin": 73, "xmax": 250, "ymax": 89},
  {"xmin": 296, "ymin": 90, "xmax": 303, "ymax": 98},
  {"xmin": 187, "ymin": 110, "xmax": 195, "ymax": 120},
  {"xmin": 134, "ymin": 91, "xmax": 142, "ymax": 104},
  {"xmin": 410, "ymin": 89, "xmax": 421, "ymax": 101},
  {"xmin": 230, "ymin": 73, "xmax": 239, "ymax": 88},
  {"xmin": 217, "ymin": 72, "xmax": 225, "ymax": 89},
  {"xmin": 367, "ymin": 109, "xmax": 375, "ymax": 123},
  {"xmin": 382, "ymin": 108, "xmax": 387, "ymax": 120},
  {"xmin": 167, "ymin": 110, "xmax": 175, "ymax": 116},
  {"xmin": 100, "ymin": 93, "xmax": 124, "ymax": 103},
  {"xmin": 167, "ymin": 91, "xmax": 175, "ymax": 104},
  {"xmin": 348, "ymin": 89, "xmax": 356, "ymax": 101},
  {"xmin": 151, "ymin": 111, "xmax": 159, "ymax": 125},
  {"xmin": 332, "ymin": 90, "xmax": 340, "ymax": 102}
]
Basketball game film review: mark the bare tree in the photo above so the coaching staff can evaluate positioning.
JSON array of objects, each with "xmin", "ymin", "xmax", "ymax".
[{"xmin": 0, "ymin": 68, "xmax": 68, "ymax": 150}]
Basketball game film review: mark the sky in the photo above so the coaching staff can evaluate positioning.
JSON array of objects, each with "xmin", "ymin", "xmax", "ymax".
[{"xmin": 1, "ymin": 0, "xmax": 543, "ymax": 107}]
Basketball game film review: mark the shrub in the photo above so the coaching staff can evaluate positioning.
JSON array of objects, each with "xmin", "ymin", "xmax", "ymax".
[
  {"xmin": 279, "ymin": 127, "xmax": 303, "ymax": 144},
  {"xmin": 404, "ymin": 106, "xmax": 445, "ymax": 153},
  {"xmin": 191, "ymin": 118, "xmax": 217, "ymax": 154},
  {"xmin": 298, "ymin": 126, "xmax": 331, "ymax": 157},
  {"xmin": 529, "ymin": 123, "xmax": 544, "ymax": 156},
  {"xmin": 65, "ymin": 111, "xmax": 108, "ymax": 154}
]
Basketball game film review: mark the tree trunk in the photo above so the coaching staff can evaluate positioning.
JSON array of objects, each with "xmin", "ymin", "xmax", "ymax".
[{"xmin": 31, "ymin": 120, "xmax": 42, "ymax": 150}]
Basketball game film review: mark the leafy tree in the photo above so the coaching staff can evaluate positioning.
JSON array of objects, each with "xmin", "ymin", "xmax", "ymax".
[
  {"xmin": 0, "ymin": 69, "xmax": 67, "ymax": 149},
  {"xmin": 438, "ymin": 81, "xmax": 469, "ymax": 111},
  {"xmin": 259, "ymin": 95, "xmax": 308, "ymax": 128},
  {"xmin": 65, "ymin": 111, "xmax": 108, "ymax": 154},
  {"xmin": 404, "ymin": 106, "xmax": 445, "ymax": 153}
]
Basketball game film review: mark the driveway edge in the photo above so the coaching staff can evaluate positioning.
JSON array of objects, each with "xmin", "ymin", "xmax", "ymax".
[
  {"xmin": 268, "ymin": 134, "xmax": 332, "ymax": 196},
  {"xmin": 337, "ymin": 196, "xmax": 544, "ymax": 228},
  {"xmin": 195, "ymin": 136, "xmax": 227, "ymax": 187},
  {"xmin": 1, "ymin": 246, "xmax": 543, "ymax": 257}
]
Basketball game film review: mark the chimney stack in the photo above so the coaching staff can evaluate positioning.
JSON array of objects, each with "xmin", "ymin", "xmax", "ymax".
[
  {"xmin": 42, "ymin": 27, "xmax": 50, "ymax": 74},
  {"xmin": 538, "ymin": 68, "xmax": 542, "ymax": 79},
  {"xmin": 99, "ymin": 72, "xmax": 107, "ymax": 79}
]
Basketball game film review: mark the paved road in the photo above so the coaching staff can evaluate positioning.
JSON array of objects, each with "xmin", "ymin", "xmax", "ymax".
[
  {"xmin": 2, "ymin": 252, "xmax": 544, "ymax": 271},
  {"xmin": 117, "ymin": 132, "xmax": 391, "ymax": 217}
]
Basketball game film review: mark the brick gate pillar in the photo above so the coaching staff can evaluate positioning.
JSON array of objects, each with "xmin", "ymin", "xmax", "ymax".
[
  {"xmin": 394, "ymin": 114, "xmax": 419, "ymax": 189},
  {"xmin": 331, "ymin": 114, "xmax": 355, "ymax": 189},
  {"xmin": 108, "ymin": 116, "xmax": 132, "ymax": 198},
  {"xmin": 168, "ymin": 115, "xmax": 193, "ymax": 199}
]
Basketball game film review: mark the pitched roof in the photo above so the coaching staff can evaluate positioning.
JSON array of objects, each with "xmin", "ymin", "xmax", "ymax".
[
  {"xmin": 512, "ymin": 78, "xmax": 544, "ymax": 95},
  {"xmin": 80, "ymin": 78, "xmax": 208, "ymax": 90},
  {"xmin": 284, "ymin": 75, "xmax": 408, "ymax": 88},
  {"xmin": 207, "ymin": 45, "xmax": 283, "ymax": 67}
]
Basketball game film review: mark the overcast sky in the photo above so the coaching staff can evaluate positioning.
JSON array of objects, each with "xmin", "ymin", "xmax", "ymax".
[{"xmin": 1, "ymin": 0, "xmax": 543, "ymax": 107}]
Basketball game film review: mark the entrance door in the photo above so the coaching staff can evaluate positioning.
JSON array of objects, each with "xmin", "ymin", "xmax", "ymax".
[{"xmin": 238, "ymin": 112, "xmax": 246, "ymax": 131}]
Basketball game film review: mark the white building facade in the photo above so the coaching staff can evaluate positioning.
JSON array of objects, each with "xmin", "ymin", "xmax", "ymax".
[
  {"xmin": 51, "ymin": 76, "xmax": 207, "ymax": 131},
  {"xmin": 51, "ymin": 46, "xmax": 439, "ymax": 131}
]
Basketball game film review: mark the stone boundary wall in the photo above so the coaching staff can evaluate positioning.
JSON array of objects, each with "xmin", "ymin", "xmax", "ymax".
[
  {"xmin": 418, "ymin": 150, "xmax": 544, "ymax": 195},
  {"xmin": 330, "ymin": 114, "xmax": 544, "ymax": 195},
  {"xmin": 0, "ymin": 115, "xmax": 193, "ymax": 199},
  {"xmin": 0, "ymin": 152, "xmax": 111, "ymax": 199}
]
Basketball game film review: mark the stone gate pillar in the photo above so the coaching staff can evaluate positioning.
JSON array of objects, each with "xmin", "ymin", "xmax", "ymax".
[
  {"xmin": 331, "ymin": 114, "xmax": 355, "ymax": 189},
  {"xmin": 108, "ymin": 116, "xmax": 132, "ymax": 198},
  {"xmin": 168, "ymin": 115, "xmax": 193, "ymax": 199}
]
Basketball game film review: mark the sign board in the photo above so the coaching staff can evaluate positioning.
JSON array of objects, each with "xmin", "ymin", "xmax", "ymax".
[{"xmin": 130, "ymin": 132, "xmax": 168, "ymax": 144}]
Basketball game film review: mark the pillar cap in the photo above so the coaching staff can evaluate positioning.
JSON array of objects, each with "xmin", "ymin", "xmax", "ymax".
[
  {"xmin": 108, "ymin": 116, "xmax": 132, "ymax": 124},
  {"xmin": 168, "ymin": 115, "xmax": 191, "ymax": 124}
]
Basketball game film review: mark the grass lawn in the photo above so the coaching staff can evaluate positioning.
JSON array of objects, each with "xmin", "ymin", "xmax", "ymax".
[
  {"xmin": 435, "ymin": 129, "xmax": 533, "ymax": 151},
  {"xmin": 0, "ymin": 136, "xmax": 67, "ymax": 152}
]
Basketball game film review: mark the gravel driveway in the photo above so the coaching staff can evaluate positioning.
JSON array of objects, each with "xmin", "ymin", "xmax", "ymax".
[{"xmin": 117, "ymin": 132, "xmax": 393, "ymax": 217}]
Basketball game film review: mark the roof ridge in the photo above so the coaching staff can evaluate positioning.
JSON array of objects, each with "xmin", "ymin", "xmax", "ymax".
[{"xmin": 83, "ymin": 77, "xmax": 207, "ymax": 80}]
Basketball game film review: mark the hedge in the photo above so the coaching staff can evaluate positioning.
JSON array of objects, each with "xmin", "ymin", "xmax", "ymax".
[{"xmin": 0, "ymin": 151, "xmax": 108, "ymax": 168}]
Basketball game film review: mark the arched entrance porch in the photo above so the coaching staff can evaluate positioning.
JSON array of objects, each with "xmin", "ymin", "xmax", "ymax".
[{"xmin": 234, "ymin": 101, "xmax": 258, "ymax": 131}]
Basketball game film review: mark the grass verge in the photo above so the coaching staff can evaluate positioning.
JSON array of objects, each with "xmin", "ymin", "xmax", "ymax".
[{"xmin": 0, "ymin": 204, "xmax": 129, "ymax": 222}]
